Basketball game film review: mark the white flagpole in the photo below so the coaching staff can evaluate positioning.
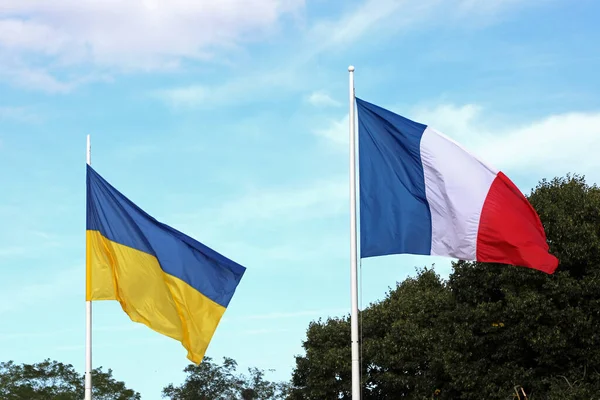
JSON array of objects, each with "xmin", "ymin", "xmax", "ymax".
[
  {"xmin": 85, "ymin": 134, "xmax": 93, "ymax": 400},
  {"xmin": 348, "ymin": 65, "xmax": 361, "ymax": 400}
]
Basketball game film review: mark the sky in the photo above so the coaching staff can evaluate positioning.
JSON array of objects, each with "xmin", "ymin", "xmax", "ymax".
[{"xmin": 1, "ymin": 0, "xmax": 600, "ymax": 398}]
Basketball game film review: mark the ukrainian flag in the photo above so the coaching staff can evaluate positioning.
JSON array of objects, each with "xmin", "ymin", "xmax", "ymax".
[{"xmin": 86, "ymin": 165, "xmax": 245, "ymax": 363}]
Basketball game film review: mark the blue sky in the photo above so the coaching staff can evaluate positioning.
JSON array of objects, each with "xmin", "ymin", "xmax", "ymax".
[{"xmin": 1, "ymin": 0, "xmax": 600, "ymax": 398}]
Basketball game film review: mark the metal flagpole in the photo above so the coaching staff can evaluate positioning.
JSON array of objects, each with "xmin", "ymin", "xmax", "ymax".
[
  {"xmin": 85, "ymin": 134, "xmax": 93, "ymax": 400},
  {"xmin": 348, "ymin": 65, "xmax": 361, "ymax": 400}
]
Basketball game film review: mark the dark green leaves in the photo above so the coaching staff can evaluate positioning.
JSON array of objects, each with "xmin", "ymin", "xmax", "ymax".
[
  {"xmin": 162, "ymin": 357, "xmax": 289, "ymax": 400},
  {"xmin": 0, "ymin": 359, "xmax": 139, "ymax": 400}
]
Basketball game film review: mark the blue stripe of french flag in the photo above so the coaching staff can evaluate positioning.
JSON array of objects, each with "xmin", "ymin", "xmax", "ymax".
[{"xmin": 356, "ymin": 97, "xmax": 558, "ymax": 274}]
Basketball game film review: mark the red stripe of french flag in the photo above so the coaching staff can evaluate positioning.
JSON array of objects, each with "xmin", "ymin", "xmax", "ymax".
[{"xmin": 477, "ymin": 171, "xmax": 558, "ymax": 274}]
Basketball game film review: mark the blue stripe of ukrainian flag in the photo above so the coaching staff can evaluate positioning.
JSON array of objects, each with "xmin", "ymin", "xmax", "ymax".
[{"xmin": 86, "ymin": 165, "xmax": 245, "ymax": 363}]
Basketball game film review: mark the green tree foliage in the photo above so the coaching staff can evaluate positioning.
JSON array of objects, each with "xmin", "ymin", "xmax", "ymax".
[
  {"xmin": 289, "ymin": 174, "xmax": 600, "ymax": 399},
  {"xmin": 0, "ymin": 359, "xmax": 140, "ymax": 400},
  {"xmin": 162, "ymin": 356, "xmax": 289, "ymax": 400},
  {"xmin": 289, "ymin": 268, "xmax": 451, "ymax": 400}
]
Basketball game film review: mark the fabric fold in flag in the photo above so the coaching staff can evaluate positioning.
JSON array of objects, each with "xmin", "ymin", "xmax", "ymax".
[
  {"xmin": 356, "ymin": 97, "xmax": 558, "ymax": 274},
  {"xmin": 86, "ymin": 165, "xmax": 246, "ymax": 363}
]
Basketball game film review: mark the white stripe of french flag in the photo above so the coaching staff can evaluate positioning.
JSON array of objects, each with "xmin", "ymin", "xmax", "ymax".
[{"xmin": 421, "ymin": 126, "xmax": 558, "ymax": 273}]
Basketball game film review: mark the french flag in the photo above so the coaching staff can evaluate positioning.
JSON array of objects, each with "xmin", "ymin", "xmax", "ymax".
[{"xmin": 356, "ymin": 98, "xmax": 558, "ymax": 274}]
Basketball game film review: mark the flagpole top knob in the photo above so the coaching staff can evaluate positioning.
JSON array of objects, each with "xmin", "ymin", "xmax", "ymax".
[{"xmin": 348, "ymin": 65, "xmax": 355, "ymax": 72}]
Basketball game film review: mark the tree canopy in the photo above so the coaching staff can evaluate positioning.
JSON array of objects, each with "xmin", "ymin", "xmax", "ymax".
[
  {"xmin": 289, "ymin": 174, "xmax": 600, "ymax": 399},
  {"xmin": 0, "ymin": 359, "xmax": 140, "ymax": 400},
  {"xmin": 0, "ymin": 356, "xmax": 289, "ymax": 400},
  {"xmin": 162, "ymin": 356, "xmax": 289, "ymax": 400}
]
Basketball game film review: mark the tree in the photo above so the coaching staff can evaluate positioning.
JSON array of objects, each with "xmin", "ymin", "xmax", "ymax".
[
  {"xmin": 289, "ymin": 174, "xmax": 600, "ymax": 399},
  {"xmin": 443, "ymin": 175, "xmax": 600, "ymax": 399},
  {"xmin": 0, "ymin": 359, "xmax": 140, "ymax": 400},
  {"xmin": 162, "ymin": 356, "xmax": 289, "ymax": 400},
  {"xmin": 289, "ymin": 267, "xmax": 452, "ymax": 400}
]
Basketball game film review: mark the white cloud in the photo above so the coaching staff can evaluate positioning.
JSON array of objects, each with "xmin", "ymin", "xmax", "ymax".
[
  {"xmin": 0, "ymin": 328, "xmax": 75, "ymax": 341},
  {"xmin": 205, "ymin": 233, "xmax": 347, "ymax": 269},
  {"xmin": 238, "ymin": 328, "xmax": 294, "ymax": 336},
  {"xmin": 154, "ymin": 0, "xmax": 424, "ymax": 107},
  {"xmin": 218, "ymin": 177, "xmax": 347, "ymax": 223},
  {"xmin": 0, "ymin": 106, "xmax": 39, "ymax": 122},
  {"xmin": 0, "ymin": 54, "xmax": 113, "ymax": 93},
  {"xmin": 0, "ymin": 1, "xmax": 303, "ymax": 68},
  {"xmin": 155, "ymin": 66, "xmax": 298, "ymax": 109},
  {"xmin": 157, "ymin": 84, "xmax": 242, "ymax": 109},
  {"xmin": 236, "ymin": 308, "xmax": 347, "ymax": 321},
  {"xmin": 0, "ymin": 230, "xmax": 73, "ymax": 260},
  {"xmin": 304, "ymin": 0, "xmax": 541, "ymax": 62},
  {"xmin": 412, "ymin": 104, "xmax": 600, "ymax": 176},
  {"xmin": 155, "ymin": 0, "xmax": 537, "ymax": 108},
  {"xmin": 0, "ymin": 0, "xmax": 546, "ymax": 94},
  {"xmin": 456, "ymin": 0, "xmax": 539, "ymax": 21},
  {"xmin": 158, "ymin": 85, "xmax": 214, "ymax": 109},
  {"xmin": 306, "ymin": 91, "xmax": 341, "ymax": 107},
  {"xmin": 0, "ymin": 0, "xmax": 303, "ymax": 91},
  {"xmin": 0, "ymin": 264, "xmax": 81, "ymax": 314},
  {"xmin": 53, "ymin": 336, "xmax": 162, "ymax": 352},
  {"xmin": 314, "ymin": 103, "xmax": 600, "ymax": 181},
  {"xmin": 163, "ymin": 178, "xmax": 349, "ymax": 264},
  {"xmin": 0, "ymin": 65, "xmax": 71, "ymax": 93},
  {"xmin": 0, "ymin": 323, "xmax": 149, "ymax": 343},
  {"xmin": 0, "ymin": 245, "xmax": 28, "ymax": 257},
  {"xmin": 312, "ymin": 114, "xmax": 349, "ymax": 148},
  {"xmin": 178, "ymin": 177, "xmax": 347, "ymax": 229},
  {"xmin": 305, "ymin": 0, "xmax": 422, "ymax": 54},
  {"xmin": 411, "ymin": 104, "xmax": 482, "ymax": 140}
]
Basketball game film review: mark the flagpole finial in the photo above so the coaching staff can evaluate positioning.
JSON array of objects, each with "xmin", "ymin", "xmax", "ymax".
[{"xmin": 348, "ymin": 65, "xmax": 355, "ymax": 72}]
